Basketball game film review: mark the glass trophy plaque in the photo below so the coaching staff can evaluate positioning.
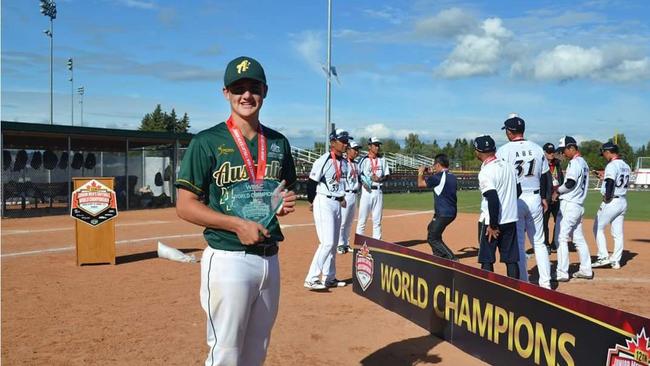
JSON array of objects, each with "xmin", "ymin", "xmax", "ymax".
[{"xmin": 226, "ymin": 179, "xmax": 285, "ymax": 228}]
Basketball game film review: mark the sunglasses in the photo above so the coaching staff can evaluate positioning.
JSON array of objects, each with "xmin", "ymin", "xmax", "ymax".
[{"xmin": 228, "ymin": 84, "xmax": 264, "ymax": 96}]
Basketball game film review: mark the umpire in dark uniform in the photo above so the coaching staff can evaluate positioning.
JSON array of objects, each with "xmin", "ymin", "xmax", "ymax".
[
  {"xmin": 417, "ymin": 154, "xmax": 458, "ymax": 260},
  {"xmin": 543, "ymin": 142, "xmax": 564, "ymax": 252}
]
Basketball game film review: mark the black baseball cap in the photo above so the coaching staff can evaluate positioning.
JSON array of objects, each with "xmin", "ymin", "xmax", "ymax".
[
  {"xmin": 600, "ymin": 141, "xmax": 619, "ymax": 155},
  {"xmin": 556, "ymin": 136, "xmax": 578, "ymax": 152},
  {"xmin": 501, "ymin": 113, "xmax": 525, "ymax": 133},
  {"xmin": 473, "ymin": 135, "xmax": 496, "ymax": 153},
  {"xmin": 543, "ymin": 143, "xmax": 555, "ymax": 153},
  {"xmin": 224, "ymin": 56, "xmax": 267, "ymax": 87}
]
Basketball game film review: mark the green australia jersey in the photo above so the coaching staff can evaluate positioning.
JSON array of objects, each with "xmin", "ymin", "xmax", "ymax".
[{"xmin": 175, "ymin": 121, "xmax": 297, "ymax": 251}]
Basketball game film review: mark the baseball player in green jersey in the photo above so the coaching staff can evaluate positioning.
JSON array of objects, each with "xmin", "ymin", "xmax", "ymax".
[{"xmin": 175, "ymin": 56, "xmax": 297, "ymax": 366}]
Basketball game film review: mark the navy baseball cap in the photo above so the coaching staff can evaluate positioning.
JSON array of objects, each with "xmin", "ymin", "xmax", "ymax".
[
  {"xmin": 556, "ymin": 136, "xmax": 577, "ymax": 152},
  {"xmin": 473, "ymin": 135, "xmax": 496, "ymax": 153},
  {"xmin": 329, "ymin": 128, "xmax": 349, "ymax": 142},
  {"xmin": 368, "ymin": 137, "xmax": 382, "ymax": 145},
  {"xmin": 600, "ymin": 141, "xmax": 619, "ymax": 155},
  {"xmin": 501, "ymin": 113, "xmax": 525, "ymax": 133},
  {"xmin": 224, "ymin": 56, "xmax": 267, "ymax": 87},
  {"xmin": 543, "ymin": 143, "xmax": 555, "ymax": 153}
]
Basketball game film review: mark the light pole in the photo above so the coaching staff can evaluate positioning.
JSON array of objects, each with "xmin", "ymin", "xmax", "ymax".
[
  {"xmin": 40, "ymin": 0, "xmax": 57, "ymax": 125},
  {"xmin": 67, "ymin": 58, "xmax": 74, "ymax": 126},
  {"xmin": 77, "ymin": 86, "xmax": 85, "ymax": 126},
  {"xmin": 325, "ymin": 0, "xmax": 332, "ymax": 149}
]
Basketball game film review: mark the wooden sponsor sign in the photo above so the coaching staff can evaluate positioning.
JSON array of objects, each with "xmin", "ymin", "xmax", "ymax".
[
  {"xmin": 71, "ymin": 178, "xmax": 117, "ymax": 265},
  {"xmin": 352, "ymin": 235, "xmax": 650, "ymax": 366}
]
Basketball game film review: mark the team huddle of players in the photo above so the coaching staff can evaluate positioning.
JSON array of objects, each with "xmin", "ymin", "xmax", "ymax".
[
  {"xmin": 304, "ymin": 130, "xmax": 390, "ymax": 290},
  {"xmin": 473, "ymin": 114, "xmax": 631, "ymax": 289}
]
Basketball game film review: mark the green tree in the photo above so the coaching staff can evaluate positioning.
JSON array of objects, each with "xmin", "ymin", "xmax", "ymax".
[
  {"xmin": 177, "ymin": 113, "xmax": 191, "ymax": 133},
  {"xmin": 382, "ymin": 138, "xmax": 401, "ymax": 154},
  {"xmin": 139, "ymin": 104, "xmax": 166, "ymax": 131},
  {"xmin": 164, "ymin": 108, "xmax": 178, "ymax": 133},
  {"xmin": 139, "ymin": 105, "xmax": 190, "ymax": 133},
  {"xmin": 609, "ymin": 134, "xmax": 635, "ymax": 167},
  {"xmin": 403, "ymin": 133, "xmax": 424, "ymax": 155},
  {"xmin": 579, "ymin": 139, "xmax": 605, "ymax": 170}
]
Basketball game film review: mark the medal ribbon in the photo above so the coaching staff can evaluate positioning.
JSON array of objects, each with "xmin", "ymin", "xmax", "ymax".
[
  {"xmin": 370, "ymin": 157, "xmax": 378, "ymax": 175},
  {"xmin": 348, "ymin": 157, "xmax": 357, "ymax": 179},
  {"xmin": 331, "ymin": 151, "xmax": 342, "ymax": 182},
  {"xmin": 226, "ymin": 116, "xmax": 267, "ymax": 183}
]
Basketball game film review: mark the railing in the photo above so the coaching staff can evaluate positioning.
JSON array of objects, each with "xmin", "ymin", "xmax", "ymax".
[{"xmin": 291, "ymin": 146, "xmax": 436, "ymax": 173}]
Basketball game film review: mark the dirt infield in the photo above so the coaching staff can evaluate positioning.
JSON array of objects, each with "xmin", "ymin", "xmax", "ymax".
[{"xmin": 2, "ymin": 205, "xmax": 649, "ymax": 365}]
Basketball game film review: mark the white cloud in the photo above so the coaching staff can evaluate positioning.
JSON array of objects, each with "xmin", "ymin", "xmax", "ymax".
[
  {"xmin": 437, "ymin": 18, "xmax": 511, "ymax": 78},
  {"xmin": 364, "ymin": 6, "xmax": 405, "ymax": 25},
  {"xmin": 605, "ymin": 58, "xmax": 650, "ymax": 81},
  {"xmin": 513, "ymin": 44, "xmax": 650, "ymax": 82},
  {"xmin": 533, "ymin": 45, "xmax": 604, "ymax": 80},
  {"xmin": 414, "ymin": 7, "xmax": 476, "ymax": 38},
  {"xmin": 114, "ymin": 0, "xmax": 157, "ymax": 10},
  {"xmin": 291, "ymin": 31, "xmax": 323, "ymax": 74}
]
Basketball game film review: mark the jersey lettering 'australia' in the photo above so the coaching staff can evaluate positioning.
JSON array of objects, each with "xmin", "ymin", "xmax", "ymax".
[
  {"xmin": 496, "ymin": 140, "xmax": 549, "ymax": 192},
  {"xmin": 309, "ymin": 153, "xmax": 347, "ymax": 197},
  {"xmin": 478, "ymin": 159, "xmax": 518, "ymax": 225},
  {"xmin": 601, "ymin": 159, "xmax": 631, "ymax": 197},
  {"xmin": 175, "ymin": 122, "xmax": 297, "ymax": 251},
  {"xmin": 358, "ymin": 155, "xmax": 390, "ymax": 188},
  {"xmin": 561, "ymin": 155, "xmax": 589, "ymax": 205}
]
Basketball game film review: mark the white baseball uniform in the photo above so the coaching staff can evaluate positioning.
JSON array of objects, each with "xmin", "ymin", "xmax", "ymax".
[
  {"xmin": 338, "ymin": 157, "xmax": 360, "ymax": 250},
  {"xmin": 593, "ymin": 158, "xmax": 631, "ymax": 265},
  {"xmin": 305, "ymin": 152, "xmax": 347, "ymax": 284},
  {"xmin": 555, "ymin": 154, "xmax": 592, "ymax": 280},
  {"xmin": 478, "ymin": 158, "xmax": 519, "ymax": 226},
  {"xmin": 356, "ymin": 154, "xmax": 390, "ymax": 239},
  {"xmin": 497, "ymin": 140, "xmax": 551, "ymax": 288}
]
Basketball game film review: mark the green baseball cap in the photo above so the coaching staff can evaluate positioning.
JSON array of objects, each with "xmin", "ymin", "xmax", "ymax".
[{"xmin": 223, "ymin": 56, "xmax": 267, "ymax": 87}]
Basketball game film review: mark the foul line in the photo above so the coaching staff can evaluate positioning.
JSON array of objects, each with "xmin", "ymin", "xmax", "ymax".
[
  {"xmin": 2, "ymin": 210, "xmax": 435, "ymax": 259},
  {"xmin": 1, "ymin": 220, "xmax": 173, "ymax": 235}
]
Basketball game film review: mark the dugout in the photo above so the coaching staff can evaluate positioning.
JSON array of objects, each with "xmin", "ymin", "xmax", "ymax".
[{"xmin": 1, "ymin": 121, "xmax": 192, "ymax": 218}]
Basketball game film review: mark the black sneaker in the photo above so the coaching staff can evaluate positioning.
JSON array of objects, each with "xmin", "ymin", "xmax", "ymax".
[{"xmin": 324, "ymin": 278, "xmax": 347, "ymax": 288}]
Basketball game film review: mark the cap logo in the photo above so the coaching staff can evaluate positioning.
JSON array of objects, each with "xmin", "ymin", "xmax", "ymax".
[{"xmin": 236, "ymin": 60, "xmax": 251, "ymax": 74}]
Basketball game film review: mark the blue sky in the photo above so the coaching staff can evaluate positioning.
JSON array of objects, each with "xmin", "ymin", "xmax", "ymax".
[{"xmin": 2, "ymin": 0, "xmax": 649, "ymax": 148}]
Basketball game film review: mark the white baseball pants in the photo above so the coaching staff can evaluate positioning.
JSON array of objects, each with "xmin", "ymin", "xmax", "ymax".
[
  {"xmin": 200, "ymin": 247, "xmax": 280, "ymax": 366},
  {"xmin": 338, "ymin": 191, "xmax": 358, "ymax": 247},
  {"xmin": 516, "ymin": 193, "xmax": 551, "ymax": 288},
  {"xmin": 593, "ymin": 197, "xmax": 627, "ymax": 263},
  {"xmin": 555, "ymin": 200, "xmax": 593, "ymax": 279},
  {"xmin": 356, "ymin": 188, "xmax": 383, "ymax": 239},
  {"xmin": 306, "ymin": 194, "xmax": 342, "ymax": 284}
]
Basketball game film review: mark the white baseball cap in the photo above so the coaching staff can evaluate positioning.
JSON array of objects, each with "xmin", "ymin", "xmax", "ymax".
[
  {"xmin": 368, "ymin": 137, "xmax": 382, "ymax": 145},
  {"xmin": 348, "ymin": 140, "xmax": 360, "ymax": 149}
]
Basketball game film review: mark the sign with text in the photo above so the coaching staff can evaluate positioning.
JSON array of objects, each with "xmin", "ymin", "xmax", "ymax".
[
  {"xmin": 71, "ymin": 179, "xmax": 118, "ymax": 226},
  {"xmin": 353, "ymin": 235, "xmax": 650, "ymax": 366}
]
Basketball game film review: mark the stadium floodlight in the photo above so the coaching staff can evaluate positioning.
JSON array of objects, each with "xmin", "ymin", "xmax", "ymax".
[{"xmin": 40, "ymin": 0, "xmax": 57, "ymax": 125}]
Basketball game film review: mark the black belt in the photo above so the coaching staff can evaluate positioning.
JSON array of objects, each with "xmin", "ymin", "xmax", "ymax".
[
  {"xmin": 371, "ymin": 186, "xmax": 380, "ymax": 190},
  {"xmin": 245, "ymin": 244, "xmax": 279, "ymax": 257},
  {"xmin": 345, "ymin": 189, "xmax": 358, "ymax": 193},
  {"xmin": 326, "ymin": 195, "xmax": 345, "ymax": 201},
  {"xmin": 523, "ymin": 189, "xmax": 540, "ymax": 194},
  {"xmin": 613, "ymin": 195, "xmax": 624, "ymax": 199}
]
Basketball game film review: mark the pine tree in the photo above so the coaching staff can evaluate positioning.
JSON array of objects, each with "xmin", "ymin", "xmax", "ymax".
[
  {"xmin": 177, "ymin": 113, "xmax": 191, "ymax": 133},
  {"xmin": 165, "ymin": 108, "xmax": 178, "ymax": 133}
]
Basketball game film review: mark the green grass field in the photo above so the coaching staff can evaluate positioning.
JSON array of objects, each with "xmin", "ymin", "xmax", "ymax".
[{"xmin": 383, "ymin": 190, "xmax": 650, "ymax": 221}]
